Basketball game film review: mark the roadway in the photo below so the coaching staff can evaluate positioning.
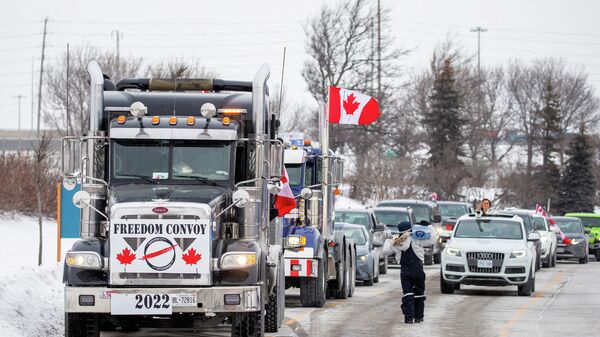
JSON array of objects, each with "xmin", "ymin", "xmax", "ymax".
[{"xmin": 103, "ymin": 259, "xmax": 600, "ymax": 337}]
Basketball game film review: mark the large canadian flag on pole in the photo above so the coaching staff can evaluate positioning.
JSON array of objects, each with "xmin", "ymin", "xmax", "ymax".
[
  {"xmin": 328, "ymin": 86, "xmax": 380, "ymax": 125},
  {"xmin": 274, "ymin": 167, "xmax": 296, "ymax": 217}
]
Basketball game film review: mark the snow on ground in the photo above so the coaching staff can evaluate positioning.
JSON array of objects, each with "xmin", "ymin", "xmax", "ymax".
[{"xmin": 0, "ymin": 214, "xmax": 64, "ymax": 337}]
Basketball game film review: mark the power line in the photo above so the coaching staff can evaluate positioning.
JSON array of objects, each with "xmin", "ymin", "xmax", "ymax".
[{"xmin": 51, "ymin": 19, "xmax": 295, "ymax": 26}]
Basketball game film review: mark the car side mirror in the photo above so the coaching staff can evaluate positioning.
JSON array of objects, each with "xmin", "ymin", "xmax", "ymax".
[
  {"xmin": 433, "ymin": 215, "xmax": 442, "ymax": 223},
  {"xmin": 374, "ymin": 224, "xmax": 386, "ymax": 232},
  {"xmin": 585, "ymin": 228, "xmax": 592, "ymax": 235},
  {"xmin": 527, "ymin": 232, "xmax": 541, "ymax": 241}
]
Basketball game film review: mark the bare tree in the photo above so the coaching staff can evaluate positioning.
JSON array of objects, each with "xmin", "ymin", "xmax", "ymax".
[
  {"xmin": 33, "ymin": 131, "xmax": 54, "ymax": 266},
  {"xmin": 145, "ymin": 57, "xmax": 217, "ymax": 78},
  {"xmin": 44, "ymin": 45, "xmax": 143, "ymax": 136}
]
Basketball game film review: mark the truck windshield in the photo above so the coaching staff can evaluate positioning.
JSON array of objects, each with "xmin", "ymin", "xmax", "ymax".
[
  {"xmin": 286, "ymin": 164, "xmax": 303, "ymax": 186},
  {"xmin": 439, "ymin": 204, "xmax": 468, "ymax": 217},
  {"xmin": 454, "ymin": 220, "xmax": 523, "ymax": 240},
  {"xmin": 112, "ymin": 139, "xmax": 232, "ymax": 183}
]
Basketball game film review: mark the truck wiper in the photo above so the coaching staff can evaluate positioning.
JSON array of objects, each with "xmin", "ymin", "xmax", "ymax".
[
  {"xmin": 117, "ymin": 174, "xmax": 159, "ymax": 184},
  {"xmin": 173, "ymin": 174, "xmax": 219, "ymax": 186}
]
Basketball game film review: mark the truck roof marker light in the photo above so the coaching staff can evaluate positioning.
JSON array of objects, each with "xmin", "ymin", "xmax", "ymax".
[
  {"xmin": 201, "ymin": 103, "xmax": 217, "ymax": 119},
  {"xmin": 169, "ymin": 116, "xmax": 177, "ymax": 125},
  {"xmin": 291, "ymin": 145, "xmax": 298, "ymax": 150},
  {"xmin": 117, "ymin": 115, "xmax": 126, "ymax": 124},
  {"xmin": 222, "ymin": 116, "xmax": 231, "ymax": 125},
  {"xmin": 187, "ymin": 116, "xmax": 195, "ymax": 126},
  {"xmin": 217, "ymin": 108, "xmax": 247, "ymax": 116},
  {"xmin": 130, "ymin": 101, "xmax": 147, "ymax": 117},
  {"xmin": 304, "ymin": 139, "xmax": 312, "ymax": 146},
  {"xmin": 151, "ymin": 116, "xmax": 160, "ymax": 125}
]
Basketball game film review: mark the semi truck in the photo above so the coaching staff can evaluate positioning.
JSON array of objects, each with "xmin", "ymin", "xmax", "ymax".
[
  {"xmin": 280, "ymin": 119, "xmax": 356, "ymax": 308},
  {"xmin": 61, "ymin": 61, "xmax": 285, "ymax": 337}
]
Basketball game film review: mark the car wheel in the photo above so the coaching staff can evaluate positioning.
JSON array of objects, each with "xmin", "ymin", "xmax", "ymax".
[
  {"xmin": 579, "ymin": 257, "xmax": 587, "ymax": 264},
  {"xmin": 440, "ymin": 270, "xmax": 455, "ymax": 294},
  {"xmin": 433, "ymin": 252, "xmax": 442, "ymax": 264},
  {"xmin": 595, "ymin": 250, "xmax": 600, "ymax": 262},
  {"xmin": 364, "ymin": 268, "xmax": 374, "ymax": 286},
  {"xmin": 517, "ymin": 271, "xmax": 534, "ymax": 296},
  {"xmin": 551, "ymin": 250, "xmax": 557, "ymax": 267},
  {"xmin": 424, "ymin": 254, "xmax": 433, "ymax": 266},
  {"xmin": 380, "ymin": 258, "xmax": 388, "ymax": 275},
  {"xmin": 374, "ymin": 264, "xmax": 380, "ymax": 283}
]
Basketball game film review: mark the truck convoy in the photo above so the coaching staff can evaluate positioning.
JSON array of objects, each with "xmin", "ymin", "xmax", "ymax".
[
  {"xmin": 61, "ymin": 61, "xmax": 285, "ymax": 337},
  {"xmin": 280, "ymin": 131, "xmax": 356, "ymax": 307}
]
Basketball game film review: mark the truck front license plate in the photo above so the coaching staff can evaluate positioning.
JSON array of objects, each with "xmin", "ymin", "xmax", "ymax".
[
  {"xmin": 172, "ymin": 293, "xmax": 197, "ymax": 307},
  {"xmin": 111, "ymin": 293, "xmax": 173, "ymax": 315},
  {"xmin": 477, "ymin": 260, "xmax": 493, "ymax": 268}
]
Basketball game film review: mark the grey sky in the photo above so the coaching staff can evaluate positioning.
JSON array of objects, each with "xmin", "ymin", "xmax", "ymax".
[{"xmin": 1, "ymin": 0, "xmax": 599, "ymax": 130}]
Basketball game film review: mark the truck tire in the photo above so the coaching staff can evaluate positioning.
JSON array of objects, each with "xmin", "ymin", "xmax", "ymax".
[
  {"xmin": 299, "ymin": 258, "xmax": 327, "ymax": 307},
  {"xmin": 265, "ymin": 255, "xmax": 285, "ymax": 332},
  {"xmin": 349, "ymin": 246, "xmax": 356, "ymax": 297},
  {"xmin": 231, "ymin": 309, "xmax": 264, "ymax": 337},
  {"xmin": 65, "ymin": 313, "xmax": 99, "ymax": 337},
  {"xmin": 424, "ymin": 253, "xmax": 433, "ymax": 266},
  {"xmin": 380, "ymin": 258, "xmax": 388, "ymax": 274},
  {"xmin": 334, "ymin": 245, "xmax": 351, "ymax": 299},
  {"xmin": 517, "ymin": 271, "xmax": 534, "ymax": 296}
]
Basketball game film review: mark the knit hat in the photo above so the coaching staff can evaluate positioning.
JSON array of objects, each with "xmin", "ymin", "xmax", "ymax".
[{"xmin": 397, "ymin": 221, "xmax": 412, "ymax": 233}]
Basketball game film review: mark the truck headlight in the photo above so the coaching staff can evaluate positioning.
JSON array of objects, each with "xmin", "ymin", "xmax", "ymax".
[
  {"xmin": 446, "ymin": 247, "xmax": 461, "ymax": 257},
  {"xmin": 66, "ymin": 252, "xmax": 103, "ymax": 270},
  {"xmin": 221, "ymin": 252, "xmax": 257, "ymax": 270},
  {"xmin": 510, "ymin": 250, "xmax": 527, "ymax": 258},
  {"xmin": 286, "ymin": 235, "xmax": 307, "ymax": 248}
]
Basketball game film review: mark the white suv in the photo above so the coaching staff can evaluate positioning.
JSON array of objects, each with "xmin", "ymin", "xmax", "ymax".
[
  {"xmin": 440, "ymin": 213, "xmax": 539, "ymax": 296},
  {"xmin": 532, "ymin": 214, "xmax": 558, "ymax": 268}
]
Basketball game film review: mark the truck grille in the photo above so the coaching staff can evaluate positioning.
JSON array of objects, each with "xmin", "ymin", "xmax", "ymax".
[
  {"xmin": 119, "ymin": 273, "xmax": 202, "ymax": 280},
  {"xmin": 121, "ymin": 215, "xmax": 200, "ymax": 220},
  {"xmin": 466, "ymin": 252, "xmax": 504, "ymax": 273}
]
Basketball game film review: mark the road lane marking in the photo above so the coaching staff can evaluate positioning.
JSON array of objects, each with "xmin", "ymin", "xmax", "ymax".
[
  {"xmin": 283, "ymin": 317, "xmax": 309, "ymax": 337},
  {"xmin": 499, "ymin": 271, "xmax": 564, "ymax": 337}
]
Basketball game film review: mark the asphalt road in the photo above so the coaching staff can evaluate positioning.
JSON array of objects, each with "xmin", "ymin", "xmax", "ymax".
[{"xmin": 103, "ymin": 258, "xmax": 600, "ymax": 337}]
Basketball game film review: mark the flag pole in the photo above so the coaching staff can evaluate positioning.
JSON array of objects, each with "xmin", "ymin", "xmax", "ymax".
[{"xmin": 320, "ymin": 88, "xmax": 331, "ymax": 237}]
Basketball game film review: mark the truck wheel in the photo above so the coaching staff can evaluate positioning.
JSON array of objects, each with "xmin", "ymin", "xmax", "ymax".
[
  {"xmin": 65, "ymin": 313, "xmax": 99, "ymax": 337},
  {"xmin": 348, "ymin": 249, "xmax": 356, "ymax": 297},
  {"xmin": 424, "ymin": 254, "xmax": 433, "ymax": 266},
  {"xmin": 517, "ymin": 271, "xmax": 534, "ymax": 296},
  {"xmin": 433, "ymin": 252, "xmax": 442, "ymax": 264},
  {"xmin": 299, "ymin": 259, "xmax": 326, "ymax": 307},
  {"xmin": 265, "ymin": 256, "xmax": 285, "ymax": 332},
  {"xmin": 231, "ymin": 309, "xmax": 264, "ymax": 337},
  {"xmin": 334, "ymin": 246, "xmax": 351, "ymax": 299},
  {"xmin": 380, "ymin": 258, "xmax": 388, "ymax": 274}
]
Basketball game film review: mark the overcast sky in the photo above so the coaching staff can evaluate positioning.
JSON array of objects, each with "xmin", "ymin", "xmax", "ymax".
[{"xmin": 1, "ymin": 0, "xmax": 599, "ymax": 130}]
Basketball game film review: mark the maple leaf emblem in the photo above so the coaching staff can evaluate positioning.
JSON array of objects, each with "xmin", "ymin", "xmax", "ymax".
[
  {"xmin": 182, "ymin": 248, "xmax": 202, "ymax": 265},
  {"xmin": 116, "ymin": 247, "xmax": 136, "ymax": 265},
  {"xmin": 343, "ymin": 93, "xmax": 360, "ymax": 115}
]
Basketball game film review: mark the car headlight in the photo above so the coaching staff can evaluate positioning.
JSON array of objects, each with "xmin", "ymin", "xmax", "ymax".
[
  {"xmin": 221, "ymin": 252, "xmax": 257, "ymax": 270},
  {"xmin": 358, "ymin": 255, "xmax": 368, "ymax": 262},
  {"xmin": 66, "ymin": 252, "xmax": 103, "ymax": 270},
  {"xmin": 540, "ymin": 236, "xmax": 548, "ymax": 243},
  {"xmin": 446, "ymin": 247, "xmax": 461, "ymax": 257},
  {"xmin": 570, "ymin": 239, "xmax": 580, "ymax": 245},
  {"xmin": 510, "ymin": 250, "xmax": 527, "ymax": 258},
  {"xmin": 286, "ymin": 235, "xmax": 307, "ymax": 248}
]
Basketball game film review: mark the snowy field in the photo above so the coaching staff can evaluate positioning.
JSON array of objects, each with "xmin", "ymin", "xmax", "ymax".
[{"xmin": 0, "ymin": 214, "xmax": 64, "ymax": 337}]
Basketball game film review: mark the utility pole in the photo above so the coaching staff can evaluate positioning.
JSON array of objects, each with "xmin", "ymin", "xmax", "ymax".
[
  {"xmin": 112, "ymin": 30, "xmax": 123, "ymax": 73},
  {"xmin": 470, "ymin": 26, "xmax": 488, "ymax": 78},
  {"xmin": 37, "ymin": 17, "xmax": 48, "ymax": 135},
  {"xmin": 370, "ymin": 18, "xmax": 375, "ymax": 96},
  {"xmin": 13, "ymin": 95, "xmax": 26, "ymax": 131},
  {"xmin": 377, "ymin": 0, "xmax": 381, "ymax": 101},
  {"xmin": 66, "ymin": 43, "xmax": 70, "ymax": 136},
  {"xmin": 31, "ymin": 57, "xmax": 34, "ymax": 130}
]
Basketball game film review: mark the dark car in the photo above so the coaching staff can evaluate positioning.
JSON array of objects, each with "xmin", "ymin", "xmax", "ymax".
[
  {"xmin": 373, "ymin": 206, "xmax": 427, "ymax": 265},
  {"xmin": 502, "ymin": 208, "xmax": 542, "ymax": 271},
  {"xmin": 553, "ymin": 216, "xmax": 590, "ymax": 264},
  {"xmin": 437, "ymin": 201, "xmax": 472, "ymax": 245},
  {"xmin": 376, "ymin": 200, "xmax": 443, "ymax": 264},
  {"xmin": 334, "ymin": 223, "xmax": 380, "ymax": 286},
  {"xmin": 335, "ymin": 208, "xmax": 389, "ymax": 274}
]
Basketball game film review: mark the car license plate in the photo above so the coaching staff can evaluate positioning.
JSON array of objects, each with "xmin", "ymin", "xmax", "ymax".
[
  {"xmin": 111, "ymin": 293, "xmax": 172, "ymax": 315},
  {"xmin": 172, "ymin": 293, "xmax": 197, "ymax": 307},
  {"xmin": 557, "ymin": 247, "xmax": 565, "ymax": 253},
  {"xmin": 477, "ymin": 260, "xmax": 493, "ymax": 268}
]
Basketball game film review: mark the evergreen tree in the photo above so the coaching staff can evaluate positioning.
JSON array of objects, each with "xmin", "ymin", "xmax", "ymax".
[
  {"xmin": 557, "ymin": 126, "xmax": 596, "ymax": 214},
  {"xmin": 422, "ymin": 58, "xmax": 466, "ymax": 198}
]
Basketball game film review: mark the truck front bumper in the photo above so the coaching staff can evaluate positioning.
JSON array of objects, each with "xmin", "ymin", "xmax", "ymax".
[{"xmin": 65, "ymin": 285, "xmax": 260, "ymax": 314}]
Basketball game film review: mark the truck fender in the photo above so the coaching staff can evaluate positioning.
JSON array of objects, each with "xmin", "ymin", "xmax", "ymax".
[
  {"xmin": 63, "ymin": 238, "xmax": 109, "ymax": 285},
  {"xmin": 333, "ymin": 231, "xmax": 347, "ymax": 263},
  {"xmin": 267, "ymin": 244, "xmax": 283, "ymax": 295}
]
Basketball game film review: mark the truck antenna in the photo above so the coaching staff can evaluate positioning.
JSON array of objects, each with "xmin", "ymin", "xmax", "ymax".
[{"xmin": 277, "ymin": 46, "xmax": 287, "ymax": 118}]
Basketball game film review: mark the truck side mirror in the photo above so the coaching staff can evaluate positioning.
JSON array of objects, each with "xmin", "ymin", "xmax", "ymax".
[
  {"xmin": 72, "ymin": 190, "xmax": 91, "ymax": 209},
  {"xmin": 62, "ymin": 137, "xmax": 81, "ymax": 177},
  {"xmin": 269, "ymin": 142, "xmax": 284, "ymax": 179},
  {"xmin": 233, "ymin": 189, "xmax": 251, "ymax": 208},
  {"xmin": 300, "ymin": 188, "xmax": 313, "ymax": 200}
]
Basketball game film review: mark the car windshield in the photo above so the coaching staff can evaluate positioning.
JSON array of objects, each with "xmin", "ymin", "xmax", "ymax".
[
  {"xmin": 440, "ymin": 204, "xmax": 469, "ymax": 217},
  {"xmin": 578, "ymin": 217, "xmax": 600, "ymax": 228},
  {"xmin": 555, "ymin": 219, "xmax": 584, "ymax": 234},
  {"xmin": 375, "ymin": 211, "xmax": 410, "ymax": 233},
  {"xmin": 454, "ymin": 219, "xmax": 523, "ymax": 240},
  {"xmin": 286, "ymin": 164, "xmax": 303, "ymax": 186},
  {"xmin": 533, "ymin": 217, "xmax": 547, "ymax": 231},
  {"xmin": 338, "ymin": 227, "xmax": 367, "ymax": 245},
  {"xmin": 383, "ymin": 203, "xmax": 430, "ymax": 223},
  {"xmin": 113, "ymin": 139, "xmax": 232, "ymax": 183},
  {"xmin": 335, "ymin": 212, "xmax": 371, "ymax": 229}
]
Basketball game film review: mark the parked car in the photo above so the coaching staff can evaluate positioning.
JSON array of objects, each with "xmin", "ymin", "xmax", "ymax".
[
  {"xmin": 377, "ymin": 200, "xmax": 442, "ymax": 264},
  {"xmin": 335, "ymin": 208, "xmax": 389, "ymax": 274},
  {"xmin": 553, "ymin": 216, "xmax": 590, "ymax": 264},
  {"xmin": 334, "ymin": 223, "xmax": 380, "ymax": 286},
  {"xmin": 532, "ymin": 214, "xmax": 558, "ymax": 268},
  {"xmin": 501, "ymin": 208, "xmax": 542, "ymax": 271},
  {"xmin": 437, "ymin": 201, "xmax": 473, "ymax": 245},
  {"xmin": 441, "ymin": 213, "xmax": 539, "ymax": 296},
  {"xmin": 563, "ymin": 213, "xmax": 600, "ymax": 261}
]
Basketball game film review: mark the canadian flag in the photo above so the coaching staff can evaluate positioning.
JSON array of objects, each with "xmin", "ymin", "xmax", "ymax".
[
  {"xmin": 328, "ymin": 86, "xmax": 380, "ymax": 125},
  {"xmin": 274, "ymin": 167, "xmax": 296, "ymax": 217},
  {"xmin": 535, "ymin": 203, "xmax": 564, "ymax": 240}
]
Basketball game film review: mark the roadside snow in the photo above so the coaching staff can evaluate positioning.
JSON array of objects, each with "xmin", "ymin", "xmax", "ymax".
[{"xmin": 0, "ymin": 214, "xmax": 63, "ymax": 337}]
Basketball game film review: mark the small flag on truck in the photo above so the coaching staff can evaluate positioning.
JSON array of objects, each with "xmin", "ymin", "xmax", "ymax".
[
  {"xmin": 328, "ymin": 86, "xmax": 380, "ymax": 125},
  {"xmin": 275, "ymin": 167, "xmax": 296, "ymax": 217}
]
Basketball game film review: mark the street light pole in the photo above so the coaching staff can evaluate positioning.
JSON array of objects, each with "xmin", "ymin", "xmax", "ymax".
[
  {"xmin": 13, "ymin": 94, "xmax": 26, "ymax": 131},
  {"xmin": 470, "ymin": 26, "xmax": 488, "ymax": 78}
]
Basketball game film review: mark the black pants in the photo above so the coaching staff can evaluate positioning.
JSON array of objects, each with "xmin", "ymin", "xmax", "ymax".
[{"xmin": 400, "ymin": 266, "xmax": 426, "ymax": 320}]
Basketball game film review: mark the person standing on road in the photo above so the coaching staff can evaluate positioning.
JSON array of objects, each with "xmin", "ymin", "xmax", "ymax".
[{"xmin": 383, "ymin": 221, "xmax": 435, "ymax": 324}]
